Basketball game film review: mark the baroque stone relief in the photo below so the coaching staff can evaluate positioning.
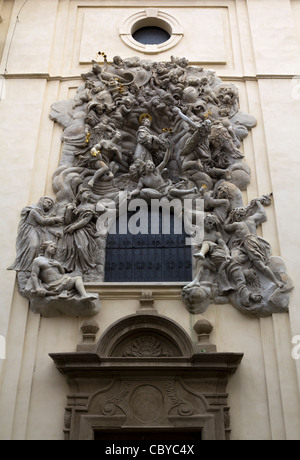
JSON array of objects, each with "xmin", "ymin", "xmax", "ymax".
[{"xmin": 8, "ymin": 54, "xmax": 293, "ymax": 317}]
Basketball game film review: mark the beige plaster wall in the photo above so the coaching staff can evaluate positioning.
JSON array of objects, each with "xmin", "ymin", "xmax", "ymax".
[{"xmin": 0, "ymin": 0, "xmax": 300, "ymax": 440}]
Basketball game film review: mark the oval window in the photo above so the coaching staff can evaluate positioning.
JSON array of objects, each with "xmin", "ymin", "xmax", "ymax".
[{"xmin": 133, "ymin": 26, "xmax": 171, "ymax": 45}]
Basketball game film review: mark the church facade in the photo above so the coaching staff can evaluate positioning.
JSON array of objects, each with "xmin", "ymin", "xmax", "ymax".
[{"xmin": 0, "ymin": 0, "xmax": 300, "ymax": 440}]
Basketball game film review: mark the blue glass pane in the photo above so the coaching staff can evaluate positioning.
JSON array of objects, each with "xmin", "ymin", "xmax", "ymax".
[{"xmin": 133, "ymin": 27, "xmax": 170, "ymax": 45}]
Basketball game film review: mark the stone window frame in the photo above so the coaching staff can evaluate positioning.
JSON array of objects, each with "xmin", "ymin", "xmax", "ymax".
[{"xmin": 119, "ymin": 8, "xmax": 184, "ymax": 54}]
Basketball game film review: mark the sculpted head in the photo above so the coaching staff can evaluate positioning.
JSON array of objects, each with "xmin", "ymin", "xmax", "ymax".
[
  {"xmin": 145, "ymin": 160, "xmax": 156, "ymax": 173},
  {"xmin": 39, "ymin": 196, "xmax": 55, "ymax": 212},
  {"xmin": 216, "ymin": 184, "xmax": 230, "ymax": 199},
  {"xmin": 41, "ymin": 240, "xmax": 57, "ymax": 255},
  {"xmin": 114, "ymin": 131, "xmax": 122, "ymax": 141},
  {"xmin": 77, "ymin": 188, "xmax": 91, "ymax": 202},
  {"xmin": 139, "ymin": 113, "xmax": 152, "ymax": 127},
  {"xmin": 182, "ymin": 284, "xmax": 211, "ymax": 314},
  {"xmin": 232, "ymin": 207, "xmax": 247, "ymax": 222},
  {"xmin": 204, "ymin": 214, "xmax": 217, "ymax": 231}
]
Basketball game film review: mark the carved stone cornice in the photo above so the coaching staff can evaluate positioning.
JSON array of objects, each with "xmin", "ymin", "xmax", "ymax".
[
  {"xmin": 84, "ymin": 282, "xmax": 185, "ymax": 300},
  {"xmin": 2, "ymin": 72, "xmax": 297, "ymax": 81},
  {"xmin": 50, "ymin": 352, "xmax": 243, "ymax": 376}
]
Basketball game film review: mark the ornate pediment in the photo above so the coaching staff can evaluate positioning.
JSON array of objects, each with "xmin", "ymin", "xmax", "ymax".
[
  {"xmin": 95, "ymin": 313, "xmax": 194, "ymax": 358},
  {"xmin": 50, "ymin": 313, "xmax": 243, "ymax": 440}
]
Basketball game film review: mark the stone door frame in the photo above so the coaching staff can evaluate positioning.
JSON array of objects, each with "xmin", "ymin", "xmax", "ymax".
[{"xmin": 50, "ymin": 313, "xmax": 243, "ymax": 440}]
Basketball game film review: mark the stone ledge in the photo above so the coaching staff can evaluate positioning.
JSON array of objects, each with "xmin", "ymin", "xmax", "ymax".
[{"xmin": 84, "ymin": 282, "xmax": 186, "ymax": 300}]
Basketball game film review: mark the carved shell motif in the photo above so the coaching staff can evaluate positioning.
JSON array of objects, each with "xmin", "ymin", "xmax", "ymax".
[{"xmin": 123, "ymin": 336, "xmax": 170, "ymax": 358}]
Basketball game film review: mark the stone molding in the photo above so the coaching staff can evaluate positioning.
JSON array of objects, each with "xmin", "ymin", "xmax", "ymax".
[
  {"xmin": 50, "ymin": 313, "xmax": 243, "ymax": 440},
  {"xmin": 119, "ymin": 8, "xmax": 184, "ymax": 54}
]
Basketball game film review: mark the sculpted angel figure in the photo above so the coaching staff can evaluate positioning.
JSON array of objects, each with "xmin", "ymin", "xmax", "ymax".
[
  {"xmin": 88, "ymin": 131, "xmax": 128, "ymax": 178},
  {"xmin": 191, "ymin": 213, "xmax": 233, "ymax": 295},
  {"xmin": 129, "ymin": 147, "xmax": 197, "ymax": 200},
  {"xmin": 86, "ymin": 150, "xmax": 120, "ymax": 200},
  {"xmin": 179, "ymin": 119, "xmax": 212, "ymax": 172},
  {"xmin": 204, "ymin": 182, "xmax": 243, "ymax": 223},
  {"xmin": 27, "ymin": 241, "xmax": 97, "ymax": 300},
  {"xmin": 185, "ymin": 213, "xmax": 262, "ymax": 304},
  {"xmin": 62, "ymin": 188, "xmax": 100, "ymax": 274},
  {"xmin": 8, "ymin": 196, "xmax": 64, "ymax": 272},
  {"xmin": 209, "ymin": 120, "xmax": 244, "ymax": 166},
  {"xmin": 224, "ymin": 201, "xmax": 284, "ymax": 288},
  {"xmin": 173, "ymin": 107, "xmax": 211, "ymax": 172},
  {"xmin": 133, "ymin": 114, "xmax": 168, "ymax": 165},
  {"xmin": 198, "ymin": 76, "xmax": 219, "ymax": 105},
  {"xmin": 73, "ymin": 81, "xmax": 94, "ymax": 109},
  {"xmin": 194, "ymin": 213, "xmax": 230, "ymax": 262}
]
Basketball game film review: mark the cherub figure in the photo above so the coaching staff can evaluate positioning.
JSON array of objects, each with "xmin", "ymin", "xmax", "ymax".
[
  {"xmin": 89, "ymin": 131, "xmax": 127, "ymax": 179},
  {"xmin": 73, "ymin": 81, "xmax": 94, "ymax": 109},
  {"xmin": 198, "ymin": 76, "xmax": 219, "ymax": 105}
]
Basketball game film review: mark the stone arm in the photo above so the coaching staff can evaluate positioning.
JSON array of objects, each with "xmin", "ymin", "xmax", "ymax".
[
  {"xmin": 129, "ymin": 178, "xmax": 144, "ymax": 198},
  {"xmin": 111, "ymin": 146, "xmax": 127, "ymax": 168},
  {"xmin": 151, "ymin": 133, "xmax": 166, "ymax": 151},
  {"xmin": 250, "ymin": 200, "xmax": 267, "ymax": 226},
  {"xmin": 157, "ymin": 147, "xmax": 171, "ymax": 174},
  {"xmin": 99, "ymin": 123, "xmax": 115, "ymax": 134},
  {"xmin": 223, "ymin": 216, "xmax": 239, "ymax": 234},
  {"xmin": 64, "ymin": 203, "xmax": 76, "ymax": 225},
  {"xmin": 30, "ymin": 209, "xmax": 63, "ymax": 227},
  {"xmin": 216, "ymin": 233, "xmax": 231, "ymax": 258},
  {"xmin": 30, "ymin": 260, "xmax": 46, "ymax": 297},
  {"xmin": 91, "ymin": 143, "xmax": 103, "ymax": 155},
  {"xmin": 173, "ymin": 107, "xmax": 200, "ymax": 129},
  {"xmin": 65, "ymin": 211, "xmax": 94, "ymax": 234},
  {"xmin": 170, "ymin": 127, "xmax": 190, "ymax": 144},
  {"xmin": 205, "ymin": 195, "xmax": 229, "ymax": 209},
  {"xmin": 138, "ymin": 130, "xmax": 165, "ymax": 153}
]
